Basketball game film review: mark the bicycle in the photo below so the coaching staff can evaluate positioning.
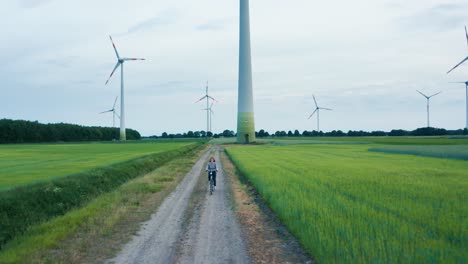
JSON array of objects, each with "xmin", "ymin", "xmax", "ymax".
[{"xmin": 208, "ymin": 171, "xmax": 215, "ymax": 195}]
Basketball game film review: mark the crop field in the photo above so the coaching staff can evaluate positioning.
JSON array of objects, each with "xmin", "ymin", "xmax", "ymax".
[
  {"xmin": 370, "ymin": 145, "xmax": 468, "ymax": 160},
  {"xmin": 226, "ymin": 142, "xmax": 467, "ymax": 263},
  {"xmin": 261, "ymin": 136, "xmax": 468, "ymax": 145},
  {"xmin": 0, "ymin": 141, "xmax": 195, "ymax": 190}
]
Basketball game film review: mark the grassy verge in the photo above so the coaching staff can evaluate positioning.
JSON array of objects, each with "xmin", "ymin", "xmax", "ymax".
[
  {"xmin": 0, "ymin": 144, "xmax": 209, "ymax": 263},
  {"xmin": 0, "ymin": 142, "xmax": 203, "ymax": 249}
]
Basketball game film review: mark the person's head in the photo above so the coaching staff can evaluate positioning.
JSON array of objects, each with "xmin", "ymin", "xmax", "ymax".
[{"xmin": 209, "ymin": 157, "xmax": 215, "ymax": 162}]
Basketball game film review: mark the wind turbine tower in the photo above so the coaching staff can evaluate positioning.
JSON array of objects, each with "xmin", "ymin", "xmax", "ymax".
[
  {"xmin": 203, "ymin": 101, "xmax": 215, "ymax": 132},
  {"xmin": 417, "ymin": 90, "xmax": 441, "ymax": 128},
  {"xmin": 99, "ymin": 96, "xmax": 120, "ymax": 127},
  {"xmin": 237, "ymin": 0, "xmax": 256, "ymax": 143},
  {"xmin": 308, "ymin": 95, "xmax": 332, "ymax": 132},
  {"xmin": 450, "ymin": 81, "xmax": 468, "ymax": 129},
  {"xmin": 195, "ymin": 81, "xmax": 216, "ymax": 134},
  {"xmin": 105, "ymin": 36, "xmax": 145, "ymax": 141}
]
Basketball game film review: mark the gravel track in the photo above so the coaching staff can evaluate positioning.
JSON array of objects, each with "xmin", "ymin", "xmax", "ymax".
[
  {"xmin": 177, "ymin": 148, "xmax": 249, "ymax": 264},
  {"xmin": 108, "ymin": 147, "xmax": 249, "ymax": 264}
]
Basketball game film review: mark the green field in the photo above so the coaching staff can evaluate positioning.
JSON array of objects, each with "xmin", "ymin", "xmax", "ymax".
[
  {"xmin": 369, "ymin": 145, "xmax": 468, "ymax": 160},
  {"xmin": 226, "ymin": 142, "xmax": 468, "ymax": 263},
  {"xmin": 0, "ymin": 141, "xmax": 194, "ymax": 190}
]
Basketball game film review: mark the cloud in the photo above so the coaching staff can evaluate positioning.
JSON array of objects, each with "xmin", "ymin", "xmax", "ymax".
[
  {"xmin": 126, "ymin": 10, "xmax": 178, "ymax": 35},
  {"xmin": 195, "ymin": 18, "xmax": 233, "ymax": 31},
  {"xmin": 400, "ymin": 3, "xmax": 468, "ymax": 32},
  {"xmin": 19, "ymin": 0, "xmax": 52, "ymax": 8}
]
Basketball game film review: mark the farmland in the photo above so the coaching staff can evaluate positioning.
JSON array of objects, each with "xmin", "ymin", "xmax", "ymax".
[
  {"xmin": 0, "ymin": 141, "xmax": 196, "ymax": 190},
  {"xmin": 226, "ymin": 142, "xmax": 468, "ymax": 263}
]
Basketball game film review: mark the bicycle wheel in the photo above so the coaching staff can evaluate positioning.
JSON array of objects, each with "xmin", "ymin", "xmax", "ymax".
[{"xmin": 210, "ymin": 179, "xmax": 214, "ymax": 195}]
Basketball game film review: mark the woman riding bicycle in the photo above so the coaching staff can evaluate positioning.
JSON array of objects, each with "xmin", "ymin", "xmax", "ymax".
[{"xmin": 206, "ymin": 157, "xmax": 218, "ymax": 189}]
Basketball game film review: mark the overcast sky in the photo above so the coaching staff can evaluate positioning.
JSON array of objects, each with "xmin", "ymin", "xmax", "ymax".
[{"xmin": 1, "ymin": 0, "xmax": 467, "ymax": 135}]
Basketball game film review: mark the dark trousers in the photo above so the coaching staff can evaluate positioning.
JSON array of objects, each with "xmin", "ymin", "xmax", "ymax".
[{"xmin": 208, "ymin": 171, "xmax": 217, "ymax": 186}]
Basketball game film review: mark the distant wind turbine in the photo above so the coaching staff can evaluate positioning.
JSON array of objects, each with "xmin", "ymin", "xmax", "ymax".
[
  {"xmin": 202, "ymin": 101, "xmax": 215, "ymax": 133},
  {"xmin": 449, "ymin": 81, "xmax": 468, "ymax": 129},
  {"xmin": 417, "ymin": 90, "xmax": 441, "ymax": 128},
  {"xmin": 447, "ymin": 26, "xmax": 468, "ymax": 74},
  {"xmin": 105, "ymin": 36, "xmax": 145, "ymax": 141},
  {"xmin": 195, "ymin": 81, "xmax": 217, "ymax": 134},
  {"xmin": 99, "ymin": 96, "xmax": 120, "ymax": 127},
  {"xmin": 308, "ymin": 95, "xmax": 332, "ymax": 132}
]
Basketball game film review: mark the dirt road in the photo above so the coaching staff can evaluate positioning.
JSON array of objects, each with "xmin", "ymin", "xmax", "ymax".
[{"xmin": 108, "ymin": 147, "xmax": 249, "ymax": 264}]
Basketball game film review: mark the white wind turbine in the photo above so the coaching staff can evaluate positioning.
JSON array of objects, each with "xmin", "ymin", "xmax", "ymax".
[
  {"xmin": 202, "ymin": 101, "xmax": 215, "ymax": 133},
  {"xmin": 105, "ymin": 36, "xmax": 145, "ymax": 141},
  {"xmin": 416, "ymin": 90, "xmax": 441, "ymax": 128},
  {"xmin": 449, "ymin": 81, "xmax": 468, "ymax": 129},
  {"xmin": 447, "ymin": 26, "xmax": 468, "ymax": 74},
  {"xmin": 99, "ymin": 96, "xmax": 120, "ymax": 127},
  {"xmin": 195, "ymin": 81, "xmax": 217, "ymax": 134},
  {"xmin": 308, "ymin": 95, "xmax": 332, "ymax": 132}
]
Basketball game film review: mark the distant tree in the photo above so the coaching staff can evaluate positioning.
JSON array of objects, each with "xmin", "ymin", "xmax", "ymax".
[
  {"xmin": 388, "ymin": 129, "xmax": 408, "ymax": 137},
  {"xmin": 287, "ymin": 131, "xmax": 293, "ymax": 137},
  {"xmin": 294, "ymin": 130, "xmax": 301, "ymax": 137},
  {"xmin": 187, "ymin": 131, "xmax": 194, "ymax": 138},
  {"xmin": 207, "ymin": 131, "xmax": 213, "ymax": 137},
  {"xmin": 222, "ymin": 130, "xmax": 235, "ymax": 137},
  {"xmin": 161, "ymin": 132, "xmax": 168, "ymax": 138},
  {"xmin": 257, "ymin": 129, "xmax": 268, "ymax": 138}
]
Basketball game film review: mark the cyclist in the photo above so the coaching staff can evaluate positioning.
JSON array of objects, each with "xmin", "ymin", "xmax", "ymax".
[{"xmin": 206, "ymin": 157, "xmax": 218, "ymax": 189}]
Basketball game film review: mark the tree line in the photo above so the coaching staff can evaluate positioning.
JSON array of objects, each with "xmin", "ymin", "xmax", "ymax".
[
  {"xmin": 0, "ymin": 119, "xmax": 141, "ymax": 144},
  {"xmin": 260, "ymin": 127, "xmax": 468, "ymax": 137},
  {"xmin": 149, "ymin": 127, "xmax": 468, "ymax": 139}
]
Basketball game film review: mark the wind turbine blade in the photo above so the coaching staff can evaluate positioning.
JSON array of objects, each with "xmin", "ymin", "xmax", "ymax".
[
  {"xmin": 194, "ymin": 96, "xmax": 206, "ymax": 103},
  {"xmin": 210, "ymin": 109, "xmax": 214, "ymax": 115},
  {"xmin": 449, "ymin": 82, "xmax": 467, "ymax": 83},
  {"xmin": 99, "ymin": 110, "xmax": 113, "ymax": 114},
  {"xmin": 322, "ymin": 108, "xmax": 333, "ymax": 111},
  {"xmin": 313, "ymin": 95, "xmax": 318, "ymax": 108},
  {"xmin": 115, "ymin": 112, "xmax": 120, "ymax": 119},
  {"xmin": 429, "ymin": 91, "xmax": 442, "ymax": 98},
  {"xmin": 210, "ymin": 101, "xmax": 215, "ymax": 108},
  {"xmin": 113, "ymin": 96, "xmax": 118, "ymax": 109},
  {"xmin": 208, "ymin": 96, "xmax": 218, "ymax": 102},
  {"xmin": 416, "ymin": 90, "xmax": 428, "ymax": 98},
  {"xmin": 308, "ymin": 109, "xmax": 318, "ymax": 119},
  {"xmin": 465, "ymin": 25, "xmax": 468, "ymax": 46},
  {"xmin": 109, "ymin": 36, "xmax": 120, "ymax": 59},
  {"xmin": 447, "ymin": 56, "xmax": 468, "ymax": 74},
  {"xmin": 105, "ymin": 62, "xmax": 121, "ymax": 85},
  {"xmin": 122, "ymin": 58, "xmax": 146, "ymax": 61}
]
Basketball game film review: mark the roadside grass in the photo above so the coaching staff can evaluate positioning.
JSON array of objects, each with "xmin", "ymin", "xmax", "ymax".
[
  {"xmin": 369, "ymin": 145, "xmax": 468, "ymax": 160},
  {"xmin": 0, "ymin": 142, "xmax": 203, "ymax": 249},
  {"xmin": 0, "ymin": 145, "xmax": 209, "ymax": 263},
  {"xmin": 0, "ymin": 141, "xmax": 194, "ymax": 190},
  {"xmin": 225, "ymin": 144, "xmax": 468, "ymax": 263}
]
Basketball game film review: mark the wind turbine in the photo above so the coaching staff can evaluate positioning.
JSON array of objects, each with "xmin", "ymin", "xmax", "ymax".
[
  {"xmin": 450, "ymin": 81, "xmax": 468, "ymax": 129},
  {"xmin": 237, "ymin": 0, "xmax": 256, "ymax": 143},
  {"xmin": 447, "ymin": 26, "xmax": 468, "ymax": 74},
  {"xmin": 307, "ymin": 95, "xmax": 332, "ymax": 132},
  {"xmin": 105, "ymin": 36, "xmax": 145, "ymax": 141},
  {"xmin": 195, "ymin": 81, "xmax": 216, "ymax": 134},
  {"xmin": 417, "ymin": 90, "xmax": 441, "ymax": 128},
  {"xmin": 202, "ymin": 101, "xmax": 215, "ymax": 133},
  {"xmin": 99, "ymin": 96, "xmax": 120, "ymax": 127}
]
